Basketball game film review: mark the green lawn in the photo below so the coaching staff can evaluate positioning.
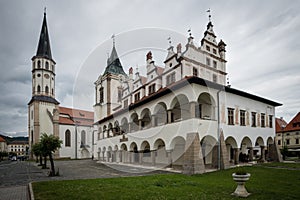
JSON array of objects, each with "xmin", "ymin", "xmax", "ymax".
[{"xmin": 32, "ymin": 164, "xmax": 300, "ymax": 200}]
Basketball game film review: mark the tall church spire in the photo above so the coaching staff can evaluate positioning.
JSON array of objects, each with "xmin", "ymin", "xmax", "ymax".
[{"xmin": 36, "ymin": 9, "xmax": 53, "ymax": 60}]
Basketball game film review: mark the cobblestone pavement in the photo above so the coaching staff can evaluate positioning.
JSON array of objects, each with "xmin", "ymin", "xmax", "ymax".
[{"xmin": 0, "ymin": 159, "xmax": 172, "ymax": 200}]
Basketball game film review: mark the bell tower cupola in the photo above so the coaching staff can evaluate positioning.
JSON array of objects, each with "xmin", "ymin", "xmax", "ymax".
[{"xmin": 31, "ymin": 9, "xmax": 57, "ymax": 100}]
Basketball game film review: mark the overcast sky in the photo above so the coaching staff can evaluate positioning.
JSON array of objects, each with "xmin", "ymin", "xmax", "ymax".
[{"xmin": 0, "ymin": 0, "xmax": 299, "ymax": 137}]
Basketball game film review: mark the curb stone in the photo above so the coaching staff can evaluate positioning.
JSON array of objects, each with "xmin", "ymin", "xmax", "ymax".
[{"xmin": 28, "ymin": 182, "xmax": 34, "ymax": 200}]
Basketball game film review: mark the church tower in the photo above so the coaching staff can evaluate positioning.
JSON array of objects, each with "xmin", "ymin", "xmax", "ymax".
[
  {"xmin": 28, "ymin": 10, "xmax": 59, "ymax": 154},
  {"xmin": 94, "ymin": 39, "xmax": 127, "ymax": 122}
]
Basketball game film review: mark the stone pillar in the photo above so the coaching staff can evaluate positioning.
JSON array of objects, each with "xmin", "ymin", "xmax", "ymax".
[
  {"xmin": 167, "ymin": 109, "xmax": 172, "ymax": 123},
  {"xmin": 260, "ymin": 146, "xmax": 266, "ymax": 162},
  {"xmin": 151, "ymin": 114, "xmax": 156, "ymax": 127},
  {"xmin": 128, "ymin": 152, "xmax": 132, "ymax": 163},
  {"xmin": 248, "ymin": 147, "xmax": 254, "ymax": 161},
  {"xmin": 128, "ymin": 122, "xmax": 132, "ymax": 133},
  {"xmin": 167, "ymin": 150, "xmax": 173, "ymax": 168},
  {"xmin": 102, "ymin": 151, "xmax": 105, "ymax": 162},
  {"xmin": 118, "ymin": 150, "xmax": 122, "ymax": 163},
  {"xmin": 151, "ymin": 151, "xmax": 156, "ymax": 166},
  {"xmin": 139, "ymin": 119, "xmax": 142, "ymax": 131},
  {"xmin": 234, "ymin": 148, "xmax": 239, "ymax": 165},
  {"xmin": 139, "ymin": 152, "xmax": 143, "ymax": 164},
  {"xmin": 183, "ymin": 133, "xmax": 205, "ymax": 174},
  {"xmin": 190, "ymin": 101, "xmax": 196, "ymax": 118}
]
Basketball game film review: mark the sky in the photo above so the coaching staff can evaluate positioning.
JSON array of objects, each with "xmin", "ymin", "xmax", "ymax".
[{"xmin": 0, "ymin": 0, "xmax": 299, "ymax": 137}]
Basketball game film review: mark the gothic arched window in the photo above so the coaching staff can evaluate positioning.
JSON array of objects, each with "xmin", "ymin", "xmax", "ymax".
[
  {"xmin": 37, "ymin": 85, "xmax": 41, "ymax": 93},
  {"xmin": 37, "ymin": 60, "xmax": 41, "ymax": 68},
  {"xmin": 45, "ymin": 61, "xmax": 49, "ymax": 70},
  {"xmin": 81, "ymin": 130, "xmax": 86, "ymax": 145},
  {"xmin": 65, "ymin": 130, "xmax": 71, "ymax": 147},
  {"xmin": 45, "ymin": 86, "xmax": 49, "ymax": 94}
]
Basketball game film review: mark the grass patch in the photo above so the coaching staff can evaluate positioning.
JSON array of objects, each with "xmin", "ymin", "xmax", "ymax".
[
  {"xmin": 33, "ymin": 164, "xmax": 300, "ymax": 200},
  {"xmin": 261, "ymin": 162, "xmax": 300, "ymax": 169}
]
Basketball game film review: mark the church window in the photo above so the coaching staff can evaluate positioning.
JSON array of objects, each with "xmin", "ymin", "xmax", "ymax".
[
  {"xmin": 99, "ymin": 87, "xmax": 104, "ymax": 103},
  {"xmin": 213, "ymin": 74, "xmax": 217, "ymax": 83},
  {"xmin": 169, "ymin": 63, "xmax": 172, "ymax": 67},
  {"xmin": 31, "ymin": 110, "xmax": 33, "ymax": 120},
  {"xmin": 296, "ymin": 138, "xmax": 299, "ymax": 144},
  {"xmin": 45, "ymin": 86, "xmax": 49, "ymax": 94},
  {"xmin": 148, "ymin": 84, "xmax": 156, "ymax": 95},
  {"xmin": 251, "ymin": 112, "xmax": 256, "ymax": 127},
  {"xmin": 45, "ymin": 61, "xmax": 49, "ymax": 70},
  {"xmin": 193, "ymin": 67, "xmax": 198, "ymax": 76},
  {"xmin": 269, "ymin": 115, "xmax": 273, "ymax": 128},
  {"xmin": 213, "ymin": 61, "xmax": 217, "ymax": 68},
  {"xmin": 134, "ymin": 92, "xmax": 140, "ymax": 102},
  {"xmin": 206, "ymin": 58, "xmax": 211, "ymax": 66},
  {"xmin": 37, "ymin": 85, "xmax": 41, "ymax": 93},
  {"xmin": 240, "ymin": 110, "xmax": 246, "ymax": 126},
  {"xmin": 65, "ymin": 130, "xmax": 71, "ymax": 147},
  {"xmin": 228, "ymin": 108, "xmax": 234, "ymax": 125},
  {"xmin": 81, "ymin": 130, "xmax": 86, "ymax": 145},
  {"xmin": 261, "ymin": 113, "xmax": 265, "ymax": 127},
  {"xmin": 37, "ymin": 60, "xmax": 41, "ymax": 68},
  {"xmin": 52, "ymin": 89, "xmax": 54, "ymax": 95},
  {"xmin": 213, "ymin": 48, "xmax": 217, "ymax": 54},
  {"xmin": 206, "ymin": 45, "xmax": 210, "ymax": 51},
  {"xmin": 52, "ymin": 65, "xmax": 55, "ymax": 72}
]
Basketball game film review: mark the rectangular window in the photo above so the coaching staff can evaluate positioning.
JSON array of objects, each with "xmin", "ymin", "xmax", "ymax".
[
  {"xmin": 134, "ymin": 92, "xmax": 140, "ymax": 102},
  {"xmin": 251, "ymin": 112, "xmax": 256, "ymax": 127},
  {"xmin": 213, "ymin": 48, "xmax": 217, "ymax": 54},
  {"xmin": 261, "ymin": 113, "xmax": 265, "ymax": 128},
  {"xmin": 99, "ymin": 87, "xmax": 104, "ymax": 103},
  {"xmin": 123, "ymin": 99, "xmax": 128, "ymax": 108},
  {"xmin": 166, "ymin": 72, "xmax": 176, "ymax": 85},
  {"xmin": 296, "ymin": 138, "xmax": 299, "ymax": 145},
  {"xmin": 286, "ymin": 139, "xmax": 290, "ymax": 145},
  {"xmin": 118, "ymin": 88, "xmax": 122, "ymax": 102},
  {"xmin": 206, "ymin": 45, "xmax": 210, "ymax": 51},
  {"xmin": 240, "ymin": 110, "xmax": 246, "ymax": 126},
  {"xmin": 278, "ymin": 140, "xmax": 281, "ymax": 145},
  {"xmin": 206, "ymin": 58, "xmax": 211, "ymax": 66},
  {"xmin": 269, "ymin": 115, "xmax": 273, "ymax": 128},
  {"xmin": 228, "ymin": 108, "xmax": 234, "ymax": 125},
  {"xmin": 213, "ymin": 61, "xmax": 217, "ymax": 68},
  {"xmin": 213, "ymin": 74, "xmax": 217, "ymax": 83},
  {"xmin": 148, "ymin": 84, "xmax": 156, "ymax": 95},
  {"xmin": 193, "ymin": 67, "xmax": 198, "ymax": 76}
]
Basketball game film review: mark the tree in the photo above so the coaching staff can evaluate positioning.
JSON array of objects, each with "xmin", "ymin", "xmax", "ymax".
[
  {"xmin": 40, "ymin": 133, "xmax": 62, "ymax": 176},
  {"xmin": 32, "ymin": 143, "xmax": 43, "ymax": 166}
]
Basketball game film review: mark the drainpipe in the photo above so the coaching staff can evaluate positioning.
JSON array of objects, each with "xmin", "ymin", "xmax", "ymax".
[
  {"xmin": 75, "ymin": 124, "xmax": 78, "ymax": 159},
  {"xmin": 217, "ymin": 90, "xmax": 221, "ymax": 170}
]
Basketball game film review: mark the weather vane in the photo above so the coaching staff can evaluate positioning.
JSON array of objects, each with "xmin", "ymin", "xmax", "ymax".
[
  {"xmin": 167, "ymin": 36, "xmax": 172, "ymax": 46},
  {"xmin": 111, "ymin": 34, "xmax": 115, "ymax": 47},
  {"xmin": 207, "ymin": 8, "xmax": 211, "ymax": 22},
  {"xmin": 188, "ymin": 28, "xmax": 192, "ymax": 37}
]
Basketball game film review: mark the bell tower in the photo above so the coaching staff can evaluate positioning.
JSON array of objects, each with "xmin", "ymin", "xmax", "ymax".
[{"xmin": 28, "ymin": 10, "xmax": 59, "ymax": 156}]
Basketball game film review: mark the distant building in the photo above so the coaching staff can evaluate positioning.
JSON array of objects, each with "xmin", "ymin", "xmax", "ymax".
[
  {"xmin": 0, "ymin": 136, "xmax": 7, "ymax": 152},
  {"xmin": 28, "ymin": 11, "xmax": 94, "ymax": 159},
  {"xmin": 7, "ymin": 140, "xmax": 28, "ymax": 156},
  {"xmin": 276, "ymin": 112, "xmax": 300, "ymax": 150}
]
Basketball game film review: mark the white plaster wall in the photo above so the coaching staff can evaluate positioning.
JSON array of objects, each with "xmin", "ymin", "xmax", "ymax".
[{"xmin": 38, "ymin": 102, "xmax": 55, "ymax": 135}]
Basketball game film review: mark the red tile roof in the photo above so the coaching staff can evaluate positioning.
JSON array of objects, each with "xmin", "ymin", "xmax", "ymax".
[
  {"xmin": 275, "ymin": 118, "xmax": 287, "ymax": 133},
  {"xmin": 284, "ymin": 112, "xmax": 300, "ymax": 132},
  {"xmin": 59, "ymin": 107, "xmax": 94, "ymax": 126},
  {"xmin": 0, "ymin": 136, "xmax": 6, "ymax": 142}
]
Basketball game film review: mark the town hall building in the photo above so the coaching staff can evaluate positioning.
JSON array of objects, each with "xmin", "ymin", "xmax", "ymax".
[{"xmin": 93, "ymin": 19, "xmax": 282, "ymax": 173}]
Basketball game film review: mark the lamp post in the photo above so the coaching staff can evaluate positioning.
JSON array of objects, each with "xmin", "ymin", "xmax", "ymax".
[{"xmin": 281, "ymin": 119, "xmax": 286, "ymax": 160}]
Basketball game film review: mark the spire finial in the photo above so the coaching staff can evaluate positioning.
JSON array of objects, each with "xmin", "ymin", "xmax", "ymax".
[
  {"xmin": 44, "ymin": 7, "xmax": 47, "ymax": 15},
  {"xmin": 167, "ymin": 36, "xmax": 172, "ymax": 47},
  {"xmin": 188, "ymin": 28, "xmax": 192, "ymax": 37},
  {"xmin": 111, "ymin": 34, "xmax": 115, "ymax": 47},
  {"xmin": 206, "ymin": 8, "xmax": 211, "ymax": 22}
]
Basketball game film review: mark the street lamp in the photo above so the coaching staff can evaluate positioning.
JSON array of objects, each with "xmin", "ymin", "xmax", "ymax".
[{"xmin": 281, "ymin": 119, "xmax": 286, "ymax": 160}]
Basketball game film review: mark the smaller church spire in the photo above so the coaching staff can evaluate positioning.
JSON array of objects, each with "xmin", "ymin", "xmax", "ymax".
[{"xmin": 36, "ymin": 9, "xmax": 53, "ymax": 60}]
